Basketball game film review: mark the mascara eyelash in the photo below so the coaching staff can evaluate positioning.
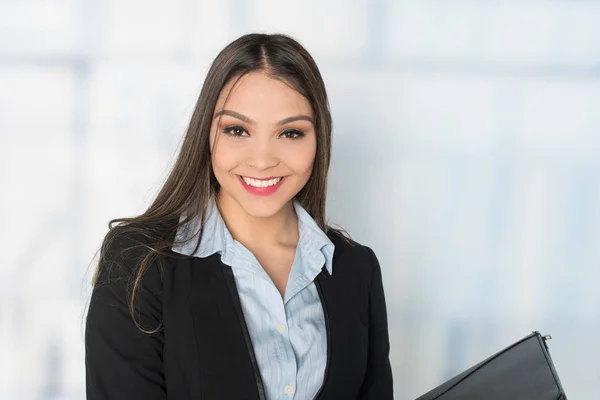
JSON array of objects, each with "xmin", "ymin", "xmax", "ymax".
[
  {"xmin": 281, "ymin": 129, "xmax": 305, "ymax": 139},
  {"xmin": 222, "ymin": 126, "xmax": 246, "ymax": 136}
]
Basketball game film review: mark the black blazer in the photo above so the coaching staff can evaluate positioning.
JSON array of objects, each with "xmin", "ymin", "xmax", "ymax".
[{"xmin": 85, "ymin": 230, "xmax": 393, "ymax": 399}]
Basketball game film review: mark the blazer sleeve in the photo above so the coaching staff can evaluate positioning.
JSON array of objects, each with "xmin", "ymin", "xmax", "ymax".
[
  {"xmin": 357, "ymin": 246, "xmax": 394, "ymax": 399},
  {"xmin": 85, "ymin": 233, "xmax": 167, "ymax": 400}
]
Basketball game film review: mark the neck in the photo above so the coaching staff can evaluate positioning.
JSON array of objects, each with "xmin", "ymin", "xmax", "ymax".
[{"xmin": 215, "ymin": 192, "xmax": 299, "ymax": 249}]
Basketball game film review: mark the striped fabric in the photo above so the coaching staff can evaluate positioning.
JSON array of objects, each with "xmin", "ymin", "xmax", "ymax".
[{"xmin": 172, "ymin": 199, "xmax": 335, "ymax": 400}]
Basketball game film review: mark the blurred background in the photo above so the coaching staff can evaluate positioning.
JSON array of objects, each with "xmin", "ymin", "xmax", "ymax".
[{"xmin": 1, "ymin": 0, "xmax": 599, "ymax": 398}]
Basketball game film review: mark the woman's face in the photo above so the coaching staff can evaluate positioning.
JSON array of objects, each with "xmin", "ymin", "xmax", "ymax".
[{"xmin": 209, "ymin": 71, "xmax": 317, "ymax": 218}]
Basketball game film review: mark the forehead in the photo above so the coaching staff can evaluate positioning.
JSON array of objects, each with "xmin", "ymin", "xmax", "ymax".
[{"xmin": 215, "ymin": 72, "xmax": 313, "ymax": 119}]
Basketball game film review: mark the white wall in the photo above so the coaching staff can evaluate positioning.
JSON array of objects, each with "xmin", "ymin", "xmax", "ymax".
[{"xmin": 1, "ymin": 1, "xmax": 598, "ymax": 398}]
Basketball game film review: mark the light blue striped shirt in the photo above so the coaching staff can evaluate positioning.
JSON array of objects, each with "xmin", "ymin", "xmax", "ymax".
[{"xmin": 172, "ymin": 199, "xmax": 334, "ymax": 400}]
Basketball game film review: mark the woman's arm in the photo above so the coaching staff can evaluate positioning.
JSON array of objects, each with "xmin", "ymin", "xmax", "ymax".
[
  {"xmin": 357, "ymin": 246, "xmax": 394, "ymax": 399},
  {"xmin": 85, "ymin": 234, "xmax": 167, "ymax": 400}
]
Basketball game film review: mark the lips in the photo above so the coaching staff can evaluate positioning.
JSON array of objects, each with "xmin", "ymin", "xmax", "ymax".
[
  {"xmin": 237, "ymin": 175, "xmax": 286, "ymax": 196},
  {"xmin": 240, "ymin": 176, "xmax": 283, "ymax": 188}
]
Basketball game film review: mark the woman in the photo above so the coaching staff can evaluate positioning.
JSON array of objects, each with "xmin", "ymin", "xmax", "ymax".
[{"xmin": 85, "ymin": 33, "xmax": 393, "ymax": 400}]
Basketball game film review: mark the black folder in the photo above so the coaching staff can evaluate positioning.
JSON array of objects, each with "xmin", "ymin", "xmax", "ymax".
[{"xmin": 416, "ymin": 331, "xmax": 567, "ymax": 400}]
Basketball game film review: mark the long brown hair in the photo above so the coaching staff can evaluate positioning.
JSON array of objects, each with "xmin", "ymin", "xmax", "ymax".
[{"xmin": 94, "ymin": 33, "xmax": 348, "ymax": 333}]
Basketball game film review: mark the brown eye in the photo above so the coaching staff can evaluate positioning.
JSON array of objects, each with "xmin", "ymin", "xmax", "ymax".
[
  {"xmin": 280, "ymin": 129, "xmax": 304, "ymax": 139},
  {"xmin": 223, "ymin": 126, "xmax": 248, "ymax": 137}
]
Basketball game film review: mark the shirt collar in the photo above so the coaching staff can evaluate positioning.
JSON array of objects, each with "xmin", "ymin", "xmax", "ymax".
[
  {"xmin": 171, "ymin": 199, "xmax": 334, "ymax": 275},
  {"xmin": 292, "ymin": 200, "xmax": 334, "ymax": 275}
]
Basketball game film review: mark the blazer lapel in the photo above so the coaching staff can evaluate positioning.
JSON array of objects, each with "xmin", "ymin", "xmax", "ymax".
[
  {"xmin": 222, "ymin": 265, "xmax": 267, "ymax": 400},
  {"xmin": 187, "ymin": 255, "xmax": 264, "ymax": 400},
  {"xmin": 314, "ymin": 270, "xmax": 332, "ymax": 400},
  {"xmin": 313, "ymin": 236, "xmax": 370, "ymax": 399}
]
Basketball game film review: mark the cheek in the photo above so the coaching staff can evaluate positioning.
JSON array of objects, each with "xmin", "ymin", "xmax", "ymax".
[
  {"xmin": 212, "ymin": 147, "xmax": 235, "ymax": 175},
  {"xmin": 210, "ymin": 138, "xmax": 237, "ymax": 176},
  {"xmin": 282, "ymin": 140, "xmax": 317, "ymax": 178}
]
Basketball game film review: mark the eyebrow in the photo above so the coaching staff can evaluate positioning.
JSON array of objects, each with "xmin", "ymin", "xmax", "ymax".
[{"xmin": 213, "ymin": 109, "xmax": 314, "ymax": 126}]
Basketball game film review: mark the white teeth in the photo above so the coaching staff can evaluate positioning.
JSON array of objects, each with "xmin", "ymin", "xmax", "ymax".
[{"xmin": 242, "ymin": 176, "xmax": 282, "ymax": 188}]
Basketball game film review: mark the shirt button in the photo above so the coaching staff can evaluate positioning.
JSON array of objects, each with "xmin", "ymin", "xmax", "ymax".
[
  {"xmin": 284, "ymin": 385, "xmax": 295, "ymax": 395},
  {"xmin": 276, "ymin": 324, "xmax": 286, "ymax": 333}
]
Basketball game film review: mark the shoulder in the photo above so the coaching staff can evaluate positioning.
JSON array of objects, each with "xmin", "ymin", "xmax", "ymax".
[
  {"xmin": 327, "ymin": 228, "xmax": 377, "ymax": 258},
  {"xmin": 89, "ymin": 224, "xmax": 166, "ymax": 335},
  {"xmin": 326, "ymin": 228, "xmax": 381, "ymax": 282},
  {"xmin": 94, "ymin": 224, "xmax": 168, "ymax": 292}
]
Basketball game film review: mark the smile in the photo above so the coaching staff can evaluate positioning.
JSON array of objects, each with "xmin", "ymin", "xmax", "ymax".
[
  {"xmin": 241, "ymin": 176, "xmax": 283, "ymax": 188},
  {"xmin": 238, "ymin": 175, "xmax": 286, "ymax": 196}
]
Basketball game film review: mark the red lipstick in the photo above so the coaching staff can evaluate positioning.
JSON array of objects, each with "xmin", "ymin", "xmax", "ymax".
[{"xmin": 238, "ymin": 175, "xmax": 285, "ymax": 196}]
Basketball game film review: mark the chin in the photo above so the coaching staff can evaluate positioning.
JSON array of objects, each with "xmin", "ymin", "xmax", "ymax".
[{"xmin": 236, "ymin": 196, "xmax": 292, "ymax": 219}]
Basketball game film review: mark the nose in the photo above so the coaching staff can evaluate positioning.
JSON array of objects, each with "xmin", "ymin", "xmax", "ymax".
[{"xmin": 245, "ymin": 138, "xmax": 280, "ymax": 170}]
